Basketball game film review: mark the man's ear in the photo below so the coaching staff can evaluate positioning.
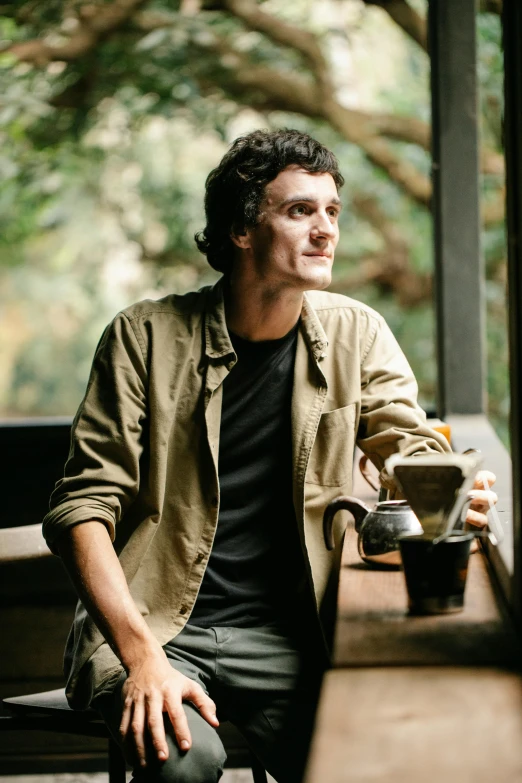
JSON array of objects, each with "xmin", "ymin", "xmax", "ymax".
[{"xmin": 230, "ymin": 226, "xmax": 251, "ymax": 250}]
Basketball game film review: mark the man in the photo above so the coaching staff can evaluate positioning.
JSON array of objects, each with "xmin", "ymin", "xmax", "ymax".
[{"xmin": 43, "ymin": 129, "xmax": 496, "ymax": 783}]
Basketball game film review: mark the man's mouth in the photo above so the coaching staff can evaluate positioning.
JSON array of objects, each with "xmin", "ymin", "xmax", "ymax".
[{"xmin": 303, "ymin": 251, "xmax": 331, "ymax": 259}]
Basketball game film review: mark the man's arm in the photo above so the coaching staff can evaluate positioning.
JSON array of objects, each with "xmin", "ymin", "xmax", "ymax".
[
  {"xmin": 357, "ymin": 313, "xmax": 450, "ymax": 477},
  {"xmin": 55, "ymin": 521, "xmax": 219, "ymax": 768},
  {"xmin": 43, "ymin": 313, "xmax": 148, "ymax": 553},
  {"xmin": 356, "ymin": 314, "xmax": 497, "ymax": 527}
]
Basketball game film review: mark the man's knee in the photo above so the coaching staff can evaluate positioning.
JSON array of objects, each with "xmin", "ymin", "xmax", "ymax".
[
  {"xmin": 167, "ymin": 736, "xmax": 226, "ymax": 783},
  {"xmin": 136, "ymin": 730, "xmax": 226, "ymax": 783},
  {"xmin": 96, "ymin": 684, "xmax": 226, "ymax": 783}
]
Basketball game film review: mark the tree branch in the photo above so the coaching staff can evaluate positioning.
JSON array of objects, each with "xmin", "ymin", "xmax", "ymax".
[
  {"xmin": 324, "ymin": 99, "xmax": 433, "ymax": 207},
  {"xmin": 362, "ymin": 0, "xmax": 427, "ymax": 52},
  {"xmin": 132, "ymin": 9, "xmax": 178, "ymax": 30},
  {"xmin": 333, "ymin": 255, "xmax": 432, "ymax": 307},
  {"xmin": 362, "ymin": 0, "xmax": 502, "ymax": 54},
  {"xmin": 352, "ymin": 193, "xmax": 408, "ymax": 251},
  {"xmin": 348, "ymin": 193, "xmax": 432, "ymax": 306},
  {"xmin": 132, "ymin": 6, "xmax": 502, "ymax": 182},
  {"xmin": 218, "ymin": 0, "xmax": 332, "ymax": 89},
  {"xmin": 6, "ymin": 0, "xmax": 505, "ymax": 222},
  {"xmin": 209, "ymin": 4, "xmax": 505, "ymax": 179},
  {"xmin": 370, "ymin": 112, "xmax": 429, "ymax": 148},
  {"xmin": 193, "ymin": 35, "xmax": 433, "ymax": 207},
  {"xmin": 335, "ymin": 182, "xmax": 505, "ymax": 303},
  {"xmin": 5, "ymin": 0, "xmax": 149, "ymax": 66},
  {"xmin": 199, "ymin": 35, "xmax": 503, "ymax": 213},
  {"xmin": 195, "ymin": 39, "xmax": 324, "ymax": 115},
  {"xmin": 362, "ymin": 114, "xmax": 503, "ymax": 177},
  {"xmin": 204, "ymin": 2, "xmax": 434, "ymax": 207}
]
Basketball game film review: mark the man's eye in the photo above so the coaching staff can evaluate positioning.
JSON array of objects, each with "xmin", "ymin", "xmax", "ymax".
[{"xmin": 290, "ymin": 205, "xmax": 307, "ymax": 216}]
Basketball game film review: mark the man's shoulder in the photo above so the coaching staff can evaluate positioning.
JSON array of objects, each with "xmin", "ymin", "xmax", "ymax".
[
  {"xmin": 118, "ymin": 285, "xmax": 212, "ymax": 323},
  {"xmin": 305, "ymin": 289, "xmax": 384, "ymax": 323}
]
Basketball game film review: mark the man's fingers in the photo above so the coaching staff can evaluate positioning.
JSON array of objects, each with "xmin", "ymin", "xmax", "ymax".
[
  {"xmin": 119, "ymin": 693, "xmax": 132, "ymax": 741},
  {"xmin": 165, "ymin": 696, "xmax": 193, "ymax": 752},
  {"xmin": 184, "ymin": 681, "xmax": 219, "ymax": 727},
  {"xmin": 146, "ymin": 693, "xmax": 169, "ymax": 762},
  {"xmin": 130, "ymin": 699, "xmax": 147, "ymax": 767},
  {"xmin": 465, "ymin": 508, "xmax": 488, "ymax": 529},
  {"xmin": 473, "ymin": 470, "xmax": 496, "ymax": 489},
  {"xmin": 468, "ymin": 488, "xmax": 498, "ymax": 511}
]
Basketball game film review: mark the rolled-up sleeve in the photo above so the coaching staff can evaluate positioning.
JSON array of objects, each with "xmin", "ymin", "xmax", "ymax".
[
  {"xmin": 43, "ymin": 312, "xmax": 147, "ymax": 554},
  {"xmin": 356, "ymin": 314, "xmax": 450, "ymax": 490}
]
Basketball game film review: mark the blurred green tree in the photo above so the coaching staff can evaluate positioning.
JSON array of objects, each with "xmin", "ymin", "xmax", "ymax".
[{"xmin": 0, "ymin": 0, "xmax": 508, "ymax": 443}]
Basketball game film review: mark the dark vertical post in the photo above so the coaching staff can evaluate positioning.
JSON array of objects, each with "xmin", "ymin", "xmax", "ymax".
[
  {"xmin": 429, "ymin": 0, "xmax": 485, "ymax": 417},
  {"xmin": 502, "ymin": 0, "xmax": 522, "ymax": 625}
]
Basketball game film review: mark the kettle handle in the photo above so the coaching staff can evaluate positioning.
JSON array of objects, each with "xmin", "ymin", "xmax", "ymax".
[
  {"xmin": 323, "ymin": 496, "xmax": 372, "ymax": 551},
  {"xmin": 359, "ymin": 455, "xmax": 380, "ymax": 492}
]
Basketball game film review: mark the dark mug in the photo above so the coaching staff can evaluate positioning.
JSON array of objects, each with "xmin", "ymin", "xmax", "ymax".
[{"xmin": 398, "ymin": 532, "xmax": 474, "ymax": 615}]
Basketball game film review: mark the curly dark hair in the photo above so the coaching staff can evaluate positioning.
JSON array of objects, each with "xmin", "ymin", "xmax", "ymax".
[{"xmin": 194, "ymin": 129, "xmax": 344, "ymax": 275}]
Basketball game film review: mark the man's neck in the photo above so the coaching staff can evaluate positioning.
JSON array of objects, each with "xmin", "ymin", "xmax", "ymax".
[{"xmin": 224, "ymin": 276, "xmax": 303, "ymax": 342}]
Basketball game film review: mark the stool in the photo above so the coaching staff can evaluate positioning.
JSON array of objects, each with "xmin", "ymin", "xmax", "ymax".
[{"xmin": 1, "ymin": 688, "xmax": 268, "ymax": 783}]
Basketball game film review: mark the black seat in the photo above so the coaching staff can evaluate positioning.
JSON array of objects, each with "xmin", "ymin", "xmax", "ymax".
[{"xmin": 1, "ymin": 688, "xmax": 268, "ymax": 783}]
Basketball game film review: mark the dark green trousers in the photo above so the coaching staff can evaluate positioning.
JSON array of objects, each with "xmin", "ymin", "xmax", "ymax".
[{"xmin": 94, "ymin": 623, "xmax": 326, "ymax": 783}]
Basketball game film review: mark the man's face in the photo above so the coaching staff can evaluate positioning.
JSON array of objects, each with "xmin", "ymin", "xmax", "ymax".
[{"xmin": 233, "ymin": 165, "xmax": 341, "ymax": 292}]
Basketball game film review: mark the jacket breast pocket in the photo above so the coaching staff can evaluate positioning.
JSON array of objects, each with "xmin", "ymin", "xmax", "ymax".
[{"xmin": 306, "ymin": 403, "xmax": 356, "ymax": 487}]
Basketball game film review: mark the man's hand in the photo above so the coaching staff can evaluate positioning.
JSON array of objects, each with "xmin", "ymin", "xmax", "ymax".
[
  {"xmin": 465, "ymin": 470, "xmax": 498, "ymax": 530},
  {"xmin": 119, "ymin": 648, "xmax": 219, "ymax": 768}
]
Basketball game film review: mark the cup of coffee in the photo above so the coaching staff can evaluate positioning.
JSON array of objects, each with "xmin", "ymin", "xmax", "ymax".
[{"xmin": 398, "ymin": 532, "xmax": 474, "ymax": 615}]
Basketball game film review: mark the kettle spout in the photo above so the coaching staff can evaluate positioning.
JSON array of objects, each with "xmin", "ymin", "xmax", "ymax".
[{"xmin": 323, "ymin": 496, "xmax": 372, "ymax": 551}]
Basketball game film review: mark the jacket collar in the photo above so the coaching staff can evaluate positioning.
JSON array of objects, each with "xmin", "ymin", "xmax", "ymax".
[
  {"xmin": 301, "ymin": 292, "xmax": 329, "ymax": 363},
  {"xmin": 203, "ymin": 278, "xmax": 328, "ymax": 364},
  {"xmin": 204, "ymin": 278, "xmax": 235, "ymax": 361}
]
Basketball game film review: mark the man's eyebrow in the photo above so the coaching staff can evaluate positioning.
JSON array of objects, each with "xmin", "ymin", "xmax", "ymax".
[{"xmin": 278, "ymin": 195, "xmax": 342, "ymax": 208}]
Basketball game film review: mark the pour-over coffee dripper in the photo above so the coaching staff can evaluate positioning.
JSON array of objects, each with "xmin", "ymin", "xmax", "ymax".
[{"xmin": 385, "ymin": 452, "xmax": 484, "ymax": 540}]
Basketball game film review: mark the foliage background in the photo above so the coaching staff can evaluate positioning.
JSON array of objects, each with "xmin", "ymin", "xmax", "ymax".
[{"xmin": 0, "ymin": 0, "xmax": 509, "ymax": 443}]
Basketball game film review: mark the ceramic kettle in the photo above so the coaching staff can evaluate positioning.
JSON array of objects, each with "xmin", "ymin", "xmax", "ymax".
[{"xmin": 323, "ymin": 497, "xmax": 423, "ymax": 567}]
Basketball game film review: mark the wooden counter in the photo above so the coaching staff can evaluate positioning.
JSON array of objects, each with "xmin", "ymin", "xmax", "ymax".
[
  {"xmin": 306, "ymin": 666, "xmax": 522, "ymax": 783},
  {"xmin": 333, "ymin": 535, "xmax": 520, "ymax": 667},
  {"xmin": 332, "ymin": 447, "xmax": 518, "ymax": 669},
  {"xmin": 306, "ymin": 448, "xmax": 522, "ymax": 782}
]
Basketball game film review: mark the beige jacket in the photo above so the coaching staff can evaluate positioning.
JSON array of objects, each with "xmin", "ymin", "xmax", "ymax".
[{"xmin": 43, "ymin": 279, "xmax": 449, "ymax": 708}]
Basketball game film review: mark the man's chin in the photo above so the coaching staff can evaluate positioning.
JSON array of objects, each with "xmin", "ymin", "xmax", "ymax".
[{"xmin": 302, "ymin": 269, "xmax": 332, "ymax": 291}]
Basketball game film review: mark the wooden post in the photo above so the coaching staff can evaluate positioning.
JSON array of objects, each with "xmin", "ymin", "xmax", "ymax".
[{"xmin": 429, "ymin": 0, "xmax": 486, "ymax": 417}]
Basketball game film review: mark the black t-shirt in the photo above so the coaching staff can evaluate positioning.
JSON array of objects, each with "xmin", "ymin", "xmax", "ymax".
[{"xmin": 188, "ymin": 322, "xmax": 307, "ymax": 628}]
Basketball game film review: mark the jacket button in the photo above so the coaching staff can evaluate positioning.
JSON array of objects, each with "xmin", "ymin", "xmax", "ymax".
[
  {"xmin": 179, "ymin": 605, "xmax": 188, "ymax": 615},
  {"xmin": 195, "ymin": 552, "xmax": 204, "ymax": 563}
]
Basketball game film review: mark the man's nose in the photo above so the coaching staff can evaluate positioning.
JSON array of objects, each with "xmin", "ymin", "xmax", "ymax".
[{"xmin": 310, "ymin": 211, "xmax": 336, "ymax": 239}]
